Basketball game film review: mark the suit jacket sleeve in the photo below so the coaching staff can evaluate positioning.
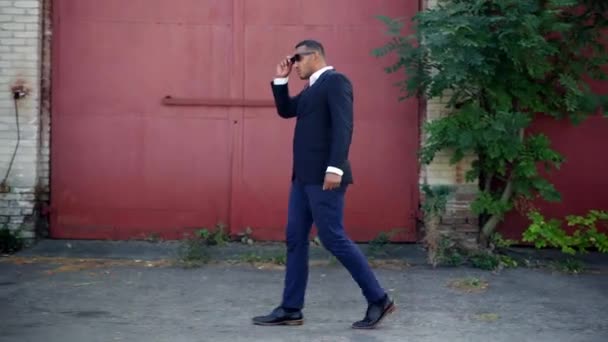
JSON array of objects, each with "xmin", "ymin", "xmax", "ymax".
[
  {"xmin": 270, "ymin": 82, "xmax": 300, "ymax": 119},
  {"xmin": 326, "ymin": 74, "xmax": 354, "ymax": 169}
]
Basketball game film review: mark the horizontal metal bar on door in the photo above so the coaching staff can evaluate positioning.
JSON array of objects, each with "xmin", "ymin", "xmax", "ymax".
[{"xmin": 162, "ymin": 96, "xmax": 275, "ymax": 107}]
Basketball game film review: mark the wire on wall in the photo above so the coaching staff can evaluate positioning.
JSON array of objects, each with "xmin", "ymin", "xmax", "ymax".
[{"xmin": 1, "ymin": 89, "xmax": 26, "ymax": 191}]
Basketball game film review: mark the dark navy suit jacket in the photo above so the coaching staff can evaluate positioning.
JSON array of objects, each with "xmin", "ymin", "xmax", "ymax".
[{"xmin": 270, "ymin": 69, "xmax": 354, "ymax": 185}]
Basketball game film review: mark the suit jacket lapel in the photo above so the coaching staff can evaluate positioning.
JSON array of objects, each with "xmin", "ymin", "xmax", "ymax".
[
  {"xmin": 311, "ymin": 69, "xmax": 334, "ymax": 88},
  {"xmin": 297, "ymin": 70, "xmax": 334, "ymax": 118}
]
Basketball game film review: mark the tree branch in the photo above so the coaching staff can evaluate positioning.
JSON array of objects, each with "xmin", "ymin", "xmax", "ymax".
[
  {"xmin": 480, "ymin": 175, "xmax": 515, "ymax": 244},
  {"xmin": 479, "ymin": 128, "xmax": 523, "ymax": 245},
  {"xmin": 484, "ymin": 172, "xmax": 494, "ymax": 193}
]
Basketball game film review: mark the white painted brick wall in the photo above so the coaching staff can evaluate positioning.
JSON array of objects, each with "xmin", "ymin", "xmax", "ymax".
[
  {"xmin": 421, "ymin": 96, "xmax": 477, "ymax": 186},
  {"xmin": 421, "ymin": 0, "xmax": 479, "ymax": 247},
  {"xmin": 0, "ymin": 0, "xmax": 42, "ymax": 239}
]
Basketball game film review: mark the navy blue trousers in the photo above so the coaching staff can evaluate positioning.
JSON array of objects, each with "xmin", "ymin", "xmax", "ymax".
[{"xmin": 281, "ymin": 180, "xmax": 386, "ymax": 310}]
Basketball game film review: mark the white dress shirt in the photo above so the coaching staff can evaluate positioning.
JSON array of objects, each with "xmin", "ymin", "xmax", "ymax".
[{"xmin": 273, "ymin": 66, "xmax": 344, "ymax": 176}]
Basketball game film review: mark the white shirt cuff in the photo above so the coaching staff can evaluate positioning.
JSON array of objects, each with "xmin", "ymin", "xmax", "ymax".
[
  {"xmin": 326, "ymin": 166, "xmax": 344, "ymax": 176},
  {"xmin": 273, "ymin": 77, "xmax": 288, "ymax": 85}
]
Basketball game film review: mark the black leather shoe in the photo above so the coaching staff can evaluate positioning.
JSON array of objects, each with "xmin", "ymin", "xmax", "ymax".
[
  {"xmin": 352, "ymin": 295, "xmax": 396, "ymax": 329},
  {"xmin": 252, "ymin": 307, "xmax": 304, "ymax": 326}
]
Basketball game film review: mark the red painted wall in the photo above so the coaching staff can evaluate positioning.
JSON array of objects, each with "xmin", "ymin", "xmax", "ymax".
[{"xmin": 500, "ymin": 77, "xmax": 608, "ymax": 240}]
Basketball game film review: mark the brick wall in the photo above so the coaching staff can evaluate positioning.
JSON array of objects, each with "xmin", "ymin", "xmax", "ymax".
[
  {"xmin": 421, "ymin": 0, "xmax": 479, "ymax": 248},
  {"xmin": 0, "ymin": 0, "xmax": 42, "ymax": 241}
]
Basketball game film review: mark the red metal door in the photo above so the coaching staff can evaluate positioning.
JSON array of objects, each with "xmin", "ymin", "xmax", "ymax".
[
  {"xmin": 51, "ymin": 0, "xmax": 420, "ymax": 241},
  {"xmin": 234, "ymin": 0, "xmax": 421, "ymax": 241},
  {"xmin": 51, "ymin": 0, "xmax": 235, "ymax": 239}
]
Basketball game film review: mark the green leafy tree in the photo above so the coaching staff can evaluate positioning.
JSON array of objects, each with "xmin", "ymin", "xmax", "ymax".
[{"xmin": 373, "ymin": 0, "xmax": 608, "ymax": 245}]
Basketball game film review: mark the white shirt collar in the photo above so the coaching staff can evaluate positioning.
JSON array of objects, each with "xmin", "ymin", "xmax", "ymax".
[{"xmin": 309, "ymin": 66, "xmax": 334, "ymax": 86}]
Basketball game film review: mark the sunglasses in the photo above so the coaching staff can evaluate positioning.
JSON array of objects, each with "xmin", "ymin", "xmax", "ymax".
[{"xmin": 289, "ymin": 52, "xmax": 315, "ymax": 63}]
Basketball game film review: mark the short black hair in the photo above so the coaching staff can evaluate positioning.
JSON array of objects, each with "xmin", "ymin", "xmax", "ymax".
[{"xmin": 295, "ymin": 40, "xmax": 325, "ymax": 56}]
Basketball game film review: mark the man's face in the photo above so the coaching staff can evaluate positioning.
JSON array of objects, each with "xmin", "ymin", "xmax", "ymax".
[{"xmin": 291, "ymin": 46, "xmax": 317, "ymax": 80}]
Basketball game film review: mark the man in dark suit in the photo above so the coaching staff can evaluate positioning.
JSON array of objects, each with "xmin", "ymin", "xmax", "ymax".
[{"xmin": 252, "ymin": 40, "xmax": 396, "ymax": 330}]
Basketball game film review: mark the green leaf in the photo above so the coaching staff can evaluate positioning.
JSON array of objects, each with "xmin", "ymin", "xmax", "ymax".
[
  {"xmin": 524, "ymin": 209, "xmax": 608, "ymax": 255},
  {"xmin": 375, "ymin": 15, "xmax": 405, "ymax": 36},
  {"xmin": 548, "ymin": 0, "xmax": 578, "ymax": 8}
]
